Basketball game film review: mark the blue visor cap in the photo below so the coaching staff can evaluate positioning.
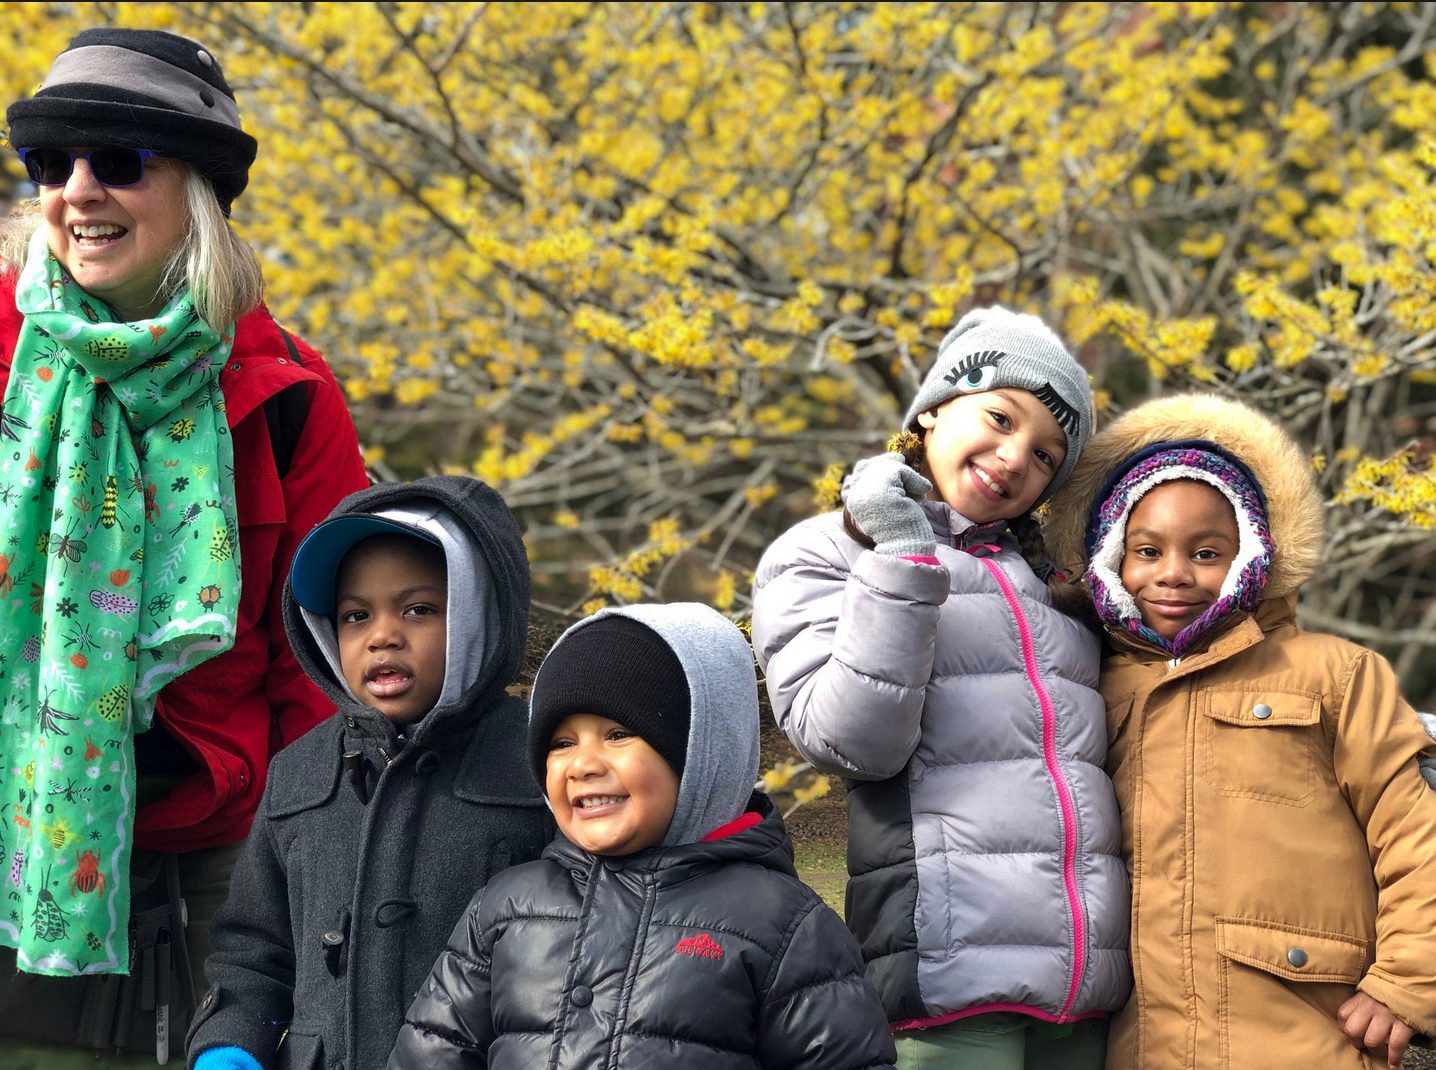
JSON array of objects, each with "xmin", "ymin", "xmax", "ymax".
[{"xmin": 290, "ymin": 515, "xmax": 442, "ymax": 615}]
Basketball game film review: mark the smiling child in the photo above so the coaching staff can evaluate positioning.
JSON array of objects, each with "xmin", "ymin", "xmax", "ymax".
[
  {"xmin": 1045, "ymin": 395, "xmax": 1436, "ymax": 1070},
  {"xmin": 389, "ymin": 602, "xmax": 896, "ymax": 1070}
]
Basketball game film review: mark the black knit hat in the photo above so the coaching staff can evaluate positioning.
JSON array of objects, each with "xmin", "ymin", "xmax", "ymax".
[
  {"xmin": 528, "ymin": 615, "xmax": 691, "ymax": 788},
  {"xmin": 7, "ymin": 28, "xmax": 258, "ymax": 214}
]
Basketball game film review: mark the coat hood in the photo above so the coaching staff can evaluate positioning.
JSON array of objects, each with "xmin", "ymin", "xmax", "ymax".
[
  {"xmin": 1045, "ymin": 393, "xmax": 1323, "ymax": 602},
  {"xmin": 283, "ymin": 475, "xmax": 530, "ymax": 741},
  {"xmin": 532, "ymin": 602, "xmax": 761, "ymax": 847}
]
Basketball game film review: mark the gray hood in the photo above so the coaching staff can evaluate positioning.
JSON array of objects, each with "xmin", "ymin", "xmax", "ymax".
[
  {"xmin": 534, "ymin": 603, "xmax": 761, "ymax": 846},
  {"xmin": 282, "ymin": 475, "xmax": 531, "ymax": 744},
  {"xmin": 298, "ymin": 503, "xmax": 499, "ymax": 713}
]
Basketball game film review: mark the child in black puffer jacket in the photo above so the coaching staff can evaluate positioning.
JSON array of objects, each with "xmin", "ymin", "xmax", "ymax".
[{"xmin": 389, "ymin": 602, "xmax": 895, "ymax": 1070}]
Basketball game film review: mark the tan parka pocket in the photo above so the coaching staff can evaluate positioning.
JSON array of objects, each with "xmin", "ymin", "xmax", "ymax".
[
  {"xmin": 1200, "ymin": 689, "xmax": 1323, "ymax": 806},
  {"xmin": 1214, "ymin": 918, "xmax": 1374, "ymax": 1070},
  {"xmin": 1216, "ymin": 918, "xmax": 1368, "ymax": 983}
]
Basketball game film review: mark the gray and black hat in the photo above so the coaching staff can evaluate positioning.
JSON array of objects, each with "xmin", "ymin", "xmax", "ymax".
[
  {"xmin": 7, "ymin": 28, "xmax": 257, "ymax": 213},
  {"xmin": 527, "ymin": 615, "xmax": 692, "ymax": 788},
  {"xmin": 904, "ymin": 306, "xmax": 1094, "ymax": 500}
]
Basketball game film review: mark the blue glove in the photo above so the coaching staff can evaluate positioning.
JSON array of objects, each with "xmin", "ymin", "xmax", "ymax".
[
  {"xmin": 195, "ymin": 1046, "xmax": 264, "ymax": 1070},
  {"xmin": 842, "ymin": 453, "xmax": 936, "ymax": 557}
]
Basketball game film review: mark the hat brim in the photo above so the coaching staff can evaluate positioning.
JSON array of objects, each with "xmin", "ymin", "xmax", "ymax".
[
  {"xmin": 7, "ymin": 97, "xmax": 257, "ymax": 203},
  {"xmin": 291, "ymin": 516, "xmax": 442, "ymax": 615}
]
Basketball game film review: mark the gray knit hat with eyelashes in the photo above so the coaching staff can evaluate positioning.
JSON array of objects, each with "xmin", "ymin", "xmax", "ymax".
[{"xmin": 903, "ymin": 306, "xmax": 1094, "ymax": 500}]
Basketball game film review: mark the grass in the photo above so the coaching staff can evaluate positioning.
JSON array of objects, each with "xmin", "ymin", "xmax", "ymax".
[
  {"xmin": 792, "ymin": 834, "xmax": 847, "ymax": 914},
  {"xmin": 758, "ymin": 705, "xmax": 851, "ymax": 914},
  {"xmin": 779, "ymin": 772, "xmax": 849, "ymax": 915}
]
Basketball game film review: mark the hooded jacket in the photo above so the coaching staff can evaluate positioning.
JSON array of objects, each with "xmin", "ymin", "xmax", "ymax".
[
  {"xmin": 1045, "ymin": 394, "xmax": 1436, "ymax": 1069},
  {"xmin": 751, "ymin": 504, "xmax": 1131, "ymax": 1029},
  {"xmin": 185, "ymin": 477, "xmax": 553, "ymax": 1070},
  {"xmin": 389, "ymin": 604, "xmax": 896, "ymax": 1070}
]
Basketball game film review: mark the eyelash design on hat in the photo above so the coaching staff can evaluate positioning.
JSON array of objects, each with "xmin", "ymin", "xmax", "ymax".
[
  {"xmin": 1031, "ymin": 382, "xmax": 1082, "ymax": 437},
  {"xmin": 941, "ymin": 349, "xmax": 1007, "ymax": 394}
]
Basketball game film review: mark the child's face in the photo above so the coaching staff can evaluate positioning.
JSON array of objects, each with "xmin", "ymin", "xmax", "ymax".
[
  {"xmin": 917, "ymin": 388, "xmax": 1067, "ymax": 523},
  {"xmin": 335, "ymin": 535, "xmax": 448, "ymax": 726},
  {"xmin": 545, "ymin": 713, "xmax": 679, "ymax": 856},
  {"xmin": 1120, "ymin": 479, "xmax": 1239, "ymax": 641}
]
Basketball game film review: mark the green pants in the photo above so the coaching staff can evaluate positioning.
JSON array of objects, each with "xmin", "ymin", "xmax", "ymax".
[
  {"xmin": 0, "ymin": 839, "xmax": 242, "ymax": 1069},
  {"xmin": 894, "ymin": 1013, "xmax": 1109, "ymax": 1070}
]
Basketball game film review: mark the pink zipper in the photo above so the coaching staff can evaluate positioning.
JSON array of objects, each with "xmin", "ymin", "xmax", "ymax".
[{"xmin": 978, "ymin": 555, "xmax": 1086, "ymax": 1020}]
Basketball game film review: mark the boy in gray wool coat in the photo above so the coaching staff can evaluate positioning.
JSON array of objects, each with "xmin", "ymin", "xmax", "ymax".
[
  {"xmin": 389, "ymin": 602, "xmax": 896, "ymax": 1070},
  {"xmin": 187, "ymin": 476, "xmax": 552, "ymax": 1070}
]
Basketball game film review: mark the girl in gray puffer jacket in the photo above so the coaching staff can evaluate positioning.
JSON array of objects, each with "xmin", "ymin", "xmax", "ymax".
[{"xmin": 752, "ymin": 308, "xmax": 1131, "ymax": 1068}]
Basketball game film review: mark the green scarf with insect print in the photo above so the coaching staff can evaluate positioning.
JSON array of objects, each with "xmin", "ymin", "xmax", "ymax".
[{"xmin": 0, "ymin": 230, "xmax": 239, "ymax": 975}]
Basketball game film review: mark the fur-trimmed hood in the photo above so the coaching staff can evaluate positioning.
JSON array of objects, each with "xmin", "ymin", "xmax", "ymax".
[{"xmin": 1045, "ymin": 393, "xmax": 1323, "ymax": 601}]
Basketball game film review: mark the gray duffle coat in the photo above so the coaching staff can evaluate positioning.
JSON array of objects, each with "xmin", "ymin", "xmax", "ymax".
[{"xmin": 186, "ymin": 477, "xmax": 553, "ymax": 1070}]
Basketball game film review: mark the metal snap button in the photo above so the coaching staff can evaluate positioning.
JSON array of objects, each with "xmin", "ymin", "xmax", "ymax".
[
  {"xmin": 199, "ymin": 89, "xmax": 215, "ymax": 108},
  {"xmin": 1287, "ymin": 947, "xmax": 1308, "ymax": 968},
  {"xmin": 197, "ymin": 50, "xmax": 214, "ymax": 67},
  {"xmin": 1252, "ymin": 703, "xmax": 1273, "ymax": 720},
  {"xmin": 570, "ymin": 985, "xmax": 593, "ymax": 1007}
]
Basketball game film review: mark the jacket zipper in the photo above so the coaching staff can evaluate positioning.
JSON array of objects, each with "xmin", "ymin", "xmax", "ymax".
[{"xmin": 977, "ymin": 556, "xmax": 1086, "ymax": 1020}]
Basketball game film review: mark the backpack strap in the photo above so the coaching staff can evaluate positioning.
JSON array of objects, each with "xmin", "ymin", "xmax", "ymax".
[{"xmin": 265, "ymin": 327, "xmax": 311, "ymax": 480}]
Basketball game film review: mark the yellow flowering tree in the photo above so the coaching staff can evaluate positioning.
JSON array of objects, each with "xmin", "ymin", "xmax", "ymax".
[{"xmin": 2, "ymin": 1, "xmax": 1433, "ymax": 707}]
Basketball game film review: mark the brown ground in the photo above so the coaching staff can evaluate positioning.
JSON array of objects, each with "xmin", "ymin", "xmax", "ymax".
[{"xmin": 759, "ymin": 714, "xmax": 848, "ymax": 911}]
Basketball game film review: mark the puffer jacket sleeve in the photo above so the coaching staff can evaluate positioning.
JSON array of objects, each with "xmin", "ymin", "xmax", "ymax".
[
  {"xmin": 751, "ymin": 517, "xmax": 949, "ymax": 779},
  {"xmin": 756, "ymin": 897, "xmax": 896, "ymax": 1069},
  {"xmin": 1335, "ymin": 650, "xmax": 1436, "ymax": 1038},
  {"xmin": 388, "ymin": 892, "xmax": 495, "ymax": 1070}
]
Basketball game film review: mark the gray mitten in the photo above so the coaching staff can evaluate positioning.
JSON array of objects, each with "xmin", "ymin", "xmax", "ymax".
[{"xmin": 842, "ymin": 453, "xmax": 937, "ymax": 556}]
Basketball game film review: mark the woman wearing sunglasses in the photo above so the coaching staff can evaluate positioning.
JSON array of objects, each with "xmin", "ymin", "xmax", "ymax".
[{"xmin": 0, "ymin": 27, "xmax": 368, "ymax": 1065}]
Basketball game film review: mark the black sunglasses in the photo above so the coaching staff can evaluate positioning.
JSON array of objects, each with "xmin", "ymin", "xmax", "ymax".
[{"xmin": 18, "ymin": 147, "xmax": 159, "ymax": 189}]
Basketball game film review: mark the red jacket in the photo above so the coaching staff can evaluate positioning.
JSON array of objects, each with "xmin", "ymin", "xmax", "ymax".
[{"xmin": 0, "ymin": 275, "xmax": 369, "ymax": 852}]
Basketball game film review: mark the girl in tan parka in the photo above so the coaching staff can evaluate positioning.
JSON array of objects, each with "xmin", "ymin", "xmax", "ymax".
[{"xmin": 1045, "ymin": 394, "xmax": 1436, "ymax": 1070}]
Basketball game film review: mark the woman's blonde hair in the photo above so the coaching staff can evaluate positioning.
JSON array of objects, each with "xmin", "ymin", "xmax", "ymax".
[{"xmin": 0, "ymin": 162, "xmax": 263, "ymax": 330}]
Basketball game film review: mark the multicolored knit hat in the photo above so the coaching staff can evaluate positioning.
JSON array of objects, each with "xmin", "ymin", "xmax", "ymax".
[{"xmin": 1084, "ymin": 440, "xmax": 1273, "ymax": 657}]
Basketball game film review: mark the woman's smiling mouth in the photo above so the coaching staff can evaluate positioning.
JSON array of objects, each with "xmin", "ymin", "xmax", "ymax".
[{"xmin": 69, "ymin": 222, "xmax": 128, "ymax": 247}]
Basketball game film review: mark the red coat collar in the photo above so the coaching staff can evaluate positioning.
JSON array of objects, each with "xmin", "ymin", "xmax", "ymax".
[{"xmin": 0, "ymin": 272, "xmax": 321, "ymax": 422}]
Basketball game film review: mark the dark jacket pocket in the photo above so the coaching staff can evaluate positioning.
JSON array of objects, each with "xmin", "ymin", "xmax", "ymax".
[{"xmin": 276, "ymin": 1029, "xmax": 326, "ymax": 1070}]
